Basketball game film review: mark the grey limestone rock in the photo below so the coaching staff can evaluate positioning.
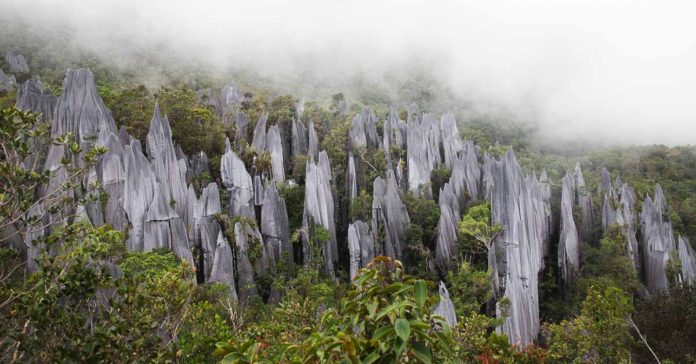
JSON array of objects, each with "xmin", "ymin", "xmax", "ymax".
[
  {"xmin": 302, "ymin": 155, "xmax": 337, "ymax": 276},
  {"xmin": 347, "ymin": 220, "xmax": 374, "ymax": 280},
  {"xmin": 483, "ymin": 149, "xmax": 551, "ymax": 347},
  {"xmin": 558, "ymin": 173, "xmax": 580, "ymax": 286},
  {"xmin": 308, "ymin": 121, "xmax": 319, "ymax": 160},
  {"xmin": 435, "ymin": 181, "xmax": 460, "ymax": 268},
  {"xmin": 640, "ymin": 184, "xmax": 677, "ymax": 292},
  {"xmin": 677, "ymin": 236, "xmax": 696, "ymax": 284},
  {"xmin": 440, "ymin": 112, "xmax": 463, "ymax": 168},
  {"xmin": 433, "ymin": 281, "xmax": 457, "ymax": 327},
  {"xmin": 347, "ymin": 152, "xmax": 358, "ymax": 201},
  {"xmin": 208, "ymin": 230, "xmax": 239, "ymax": 300},
  {"xmin": 261, "ymin": 182, "xmax": 292, "ymax": 268},
  {"xmin": 371, "ymin": 170, "xmax": 410, "ymax": 260},
  {"xmin": 16, "ymin": 77, "xmax": 57, "ymax": 122},
  {"xmin": 146, "ymin": 104, "xmax": 189, "ymax": 218},
  {"xmin": 292, "ymin": 119, "xmax": 308, "ymax": 157},
  {"xmin": 221, "ymin": 139, "xmax": 255, "ymax": 217},
  {"xmin": 234, "ymin": 222, "xmax": 260, "ymax": 303},
  {"xmin": 6, "ymin": 51, "xmax": 29, "ymax": 74},
  {"xmin": 186, "ymin": 151, "xmax": 209, "ymax": 184},
  {"xmin": 266, "ymin": 125, "xmax": 285, "ymax": 182},
  {"xmin": 251, "ymin": 113, "xmax": 268, "ymax": 152},
  {"xmin": 406, "ymin": 111, "xmax": 441, "ymax": 195}
]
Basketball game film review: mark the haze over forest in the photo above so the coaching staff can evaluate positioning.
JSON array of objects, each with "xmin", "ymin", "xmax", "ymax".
[{"xmin": 2, "ymin": 0, "xmax": 696, "ymax": 146}]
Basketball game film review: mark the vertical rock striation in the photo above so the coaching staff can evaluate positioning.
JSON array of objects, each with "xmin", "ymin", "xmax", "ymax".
[
  {"xmin": 371, "ymin": 170, "xmax": 410, "ymax": 260},
  {"xmin": 347, "ymin": 220, "xmax": 374, "ymax": 280},
  {"xmin": 483, "ymin": 149, "xmax": 551, "ymax": 347}
]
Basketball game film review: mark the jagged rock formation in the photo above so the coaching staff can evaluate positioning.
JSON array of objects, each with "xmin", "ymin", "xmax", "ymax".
[
  {"xmin": 483, "ymin": 149, "xmax": 551, "ymax": 347},
  {"xmin": 433, "ymin": 281, "xmax": 457, "ymax": 327},
  {"xmin": 234, "ymin": 221, "xmax": 261, "ymax": 302},
  {"xmin": 15, "ymin": 78, "xmax": 58, "ymax": 169},
  {"xmin": 349, "ymin": 108, "xmax": 379, "ymax": 150},
  {"xmin": 347, "ymin": 220, "xmax": 374, "ymax": 279},
  {"xmin": 407, "ymin": 110, "xmax": 442, "ymax": 195},
  {"xmin": 185, "ymin": 151, "xmax": 209, "ymax": 183},
  {"xmin": 435, "ymin": 181, "xmax": 461, "ymax": 268},
  {"xmin": 266, "ymin": 125, "xmax": 285, "ymax": 182},
  {"xmin": 6, "ymin": 51, "xmax": 29, "ymax": 74},
  {"xmin": 147, "ymin": 104, "xmax": 189, "ymax": 218},
  {"xmin": 16, "ymin": 77, "xmax": 57, "ymax": 122},
  {"xmin": 558, "ymin": 174, "xmax": 580, "ymax": 286},
  {"xmin": 291, "ymin": 119, "xmax": 308, "ymax": 157},
  {"xmin": 302, "ymin": 155, "xmax": 337, "ymax": 276},
  {"xmin": 0, "ymin": 69, "xmax": 17, "ymax": 92},
  {"xmin": 208, "ymin": 230, "xmax": 238, "ymax": 299},
  {"xmin": 307, "ymin": 121, "xmax": 319, "ymax": 160},
  {"xmin": 440, "ymin": 112, "xmax": 463, "ymax": 168},
  {"xmin": 261, "ymin": 182, "xmax": 292, "ymax": 268},
  {"xmin": 251, "ymin": 113, "xmax": 268, "ymax": 152},
  {"xmin": 641, "ymin": 185, "xmax": 677, "ymax": 292},
  {"xmin": 234, "ymin": 111, "xmax": 249, "ymax": 149},
  {"xmin": 347, "ymin": 153, "xmax": 358, "ymax": 201},
  {"xmin": 371, "ymin": 170, "xmax": 410, "ymax": 260},
  {"xmin": 197, "ymin": 84, "xmax": 240, "ymax": 119},
  {"xmin": 677, "ymin": 236, "xmax": 696, "ymax": 284},
  {"xmin": 196, "ymin": 183, "xmax": 223, "ymax": 280},
  {"xmin": 600, "ymin": 167, "xmax": 612, "ymax": 195},
  {"xmin": 383, "ymin": 107, "xmax": 406, "ymax": 153},
  {"xmin": 573, "ymin": 163, "xmax": 594, "ymax": 242},
  {"xmin": 221, "ymin": 139, "xmax": 255, "ymax": 217}
]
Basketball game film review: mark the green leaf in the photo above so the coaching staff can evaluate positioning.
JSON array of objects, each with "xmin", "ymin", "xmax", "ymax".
[
  {"xmin": 372, "ymin": 325, "xmax": 394, "ymax": 341},
  {"xmin": 395, "ymin": 318, "xmax": 411, "ymax": 342},
  {"xmin": 414, "ymin": 280, "xmax": 427, "ymax": 307},
  {"xmin": 411, "ymin": 341, "xmax": 432, "ymax": 364},
  {"xmin": 362, "ymin": 352, "xmax": 380, "ymax": 364}
]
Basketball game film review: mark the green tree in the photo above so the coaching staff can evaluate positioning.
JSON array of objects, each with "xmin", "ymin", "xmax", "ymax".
[
  {"xmin": 458, "ymin": 202, "xmax": 503, "ymax": 259},
  {"xmin": 545, "ymin": 285, "xmax": 633, "ymax": 363}
]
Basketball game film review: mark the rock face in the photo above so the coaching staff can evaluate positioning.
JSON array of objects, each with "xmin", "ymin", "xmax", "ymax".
[
  {"xmin": 16, "ymin": 77, "xmax": 57, "ymax": 122},
  {"xmin": 252, "ymin": 113, "xmax": 268, "ymax": 152},
  {"xmin": 440, "ymin": 112, "xmax": 463, "ymax": 168},
  {"xmin": 234, "ymin": 221, "xmax": 260, "ymax": 302},
  {"xmin": 383, "ymin": 107, "xmax": 406, "ymax": 153},
  {"xmin": 146, "ymin": 104, "xmax": 189, "ymax": 218},
  {"xmin": 347, "ymin": 153, "xmax": 358, "ymax": 201},
  {"xmin": 302, "ymin": 155, "xmax": 337, "ymax": 276},
  {"xmin": 0, "ymin": 69, "xmax": 17, "ymax": 92},
  {"xmin": 185, "ymin": 151, "xmax": 209, "ymax": 184},
  {"xmin": 261, "ymin": 182, "xmax": 292, "ymax": 268},
  {"xmin": 641, "ymin": 185, "xmax": 677, "ymax": 292},
  {"xmin": 349, "ymin": 108, "xmax": 379, "ymax": 150},
  {"xmin": 347, "ymin": 220, "xmax": 374, "ymax": 279},
  {"xmin": 43, "ymin": 68, "xmax": 118, "ymax": 228},
  {"xmin": 433, "ymin": 281, "xmax": 457, "ymax": 327},
  {"xmin": 573, "ymin": 163, "xmax": 594, "ymax": 242},
  {"xmin": 266, "ymin": 125, "xmax": 285, "ymax": 182},
  {"xmin": 208, "ymin": 230, "xmax": 238, "ymax": 299},
  {"xmin": 483, "ymin": 149, "xmax": 551, "ymax": 347},
  {"xmin": 234, "ymin": 111, "xmax": 249, "ymax": 148},
  {"xmin": 6, "ymin": 51, "xmax": 29, "ymax": 74},
  {"xmin": 197, "ymin": 84, "xmax": 240, "ymax": 119},
  {"xmin": 677, "ymin": 236, "xmax": 696, "ymax": 284},
  {"xmin": 16, "ymin": 78, "xmax": 58, "ymax": 169},
  {"xmin": 407, "ymin": 110, "xmax": 441, "ymax": 195},
  {"xmin": 221, "ymin": 139, "xmax": 255, "ymax": 217},
  {"xmin": 558, "ymin": 174, "xmax": 580, "ymax": 286},
  {"xmin": 196, "ymin": 183, "xmax": 223, "ymax": 280},
  {"xmin": 308, "ymin": 121, "xmax": 319, "ymax": 160},
  {"xmin": 371, "ymin": 170, "xmax": 410, "ymax": 260},
  {"xmin": 292, "ymin": 119, "xmax": 308, "ymax": 157},
  {"xmin": 435, "ymin": 181, "xmax": 460, "ymax": 268}
]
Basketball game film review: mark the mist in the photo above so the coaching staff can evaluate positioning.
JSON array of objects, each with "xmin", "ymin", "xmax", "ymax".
[{"xmin": 2, "ymin": 0, "xmax": 696, "ymax": 146}]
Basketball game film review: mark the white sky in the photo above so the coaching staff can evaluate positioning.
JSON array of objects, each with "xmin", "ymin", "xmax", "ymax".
[{"xmin": 3, "ymin": 0, "xmax": 696, "ymax": 145}]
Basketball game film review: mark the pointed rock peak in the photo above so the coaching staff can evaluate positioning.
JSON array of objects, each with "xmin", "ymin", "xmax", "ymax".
[
  {"xmin": 540, "ymin": 169, "xmax": 549, "ymax": 182},
  {"xmin": 225, "ymin": 137, "xmax": 232, "ymax": 153}
]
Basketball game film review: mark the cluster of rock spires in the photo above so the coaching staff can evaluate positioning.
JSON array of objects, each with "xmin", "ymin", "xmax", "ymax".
[{"xmin": 9, "ymin": 54, "xmax": 696, "ymax": 348}]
